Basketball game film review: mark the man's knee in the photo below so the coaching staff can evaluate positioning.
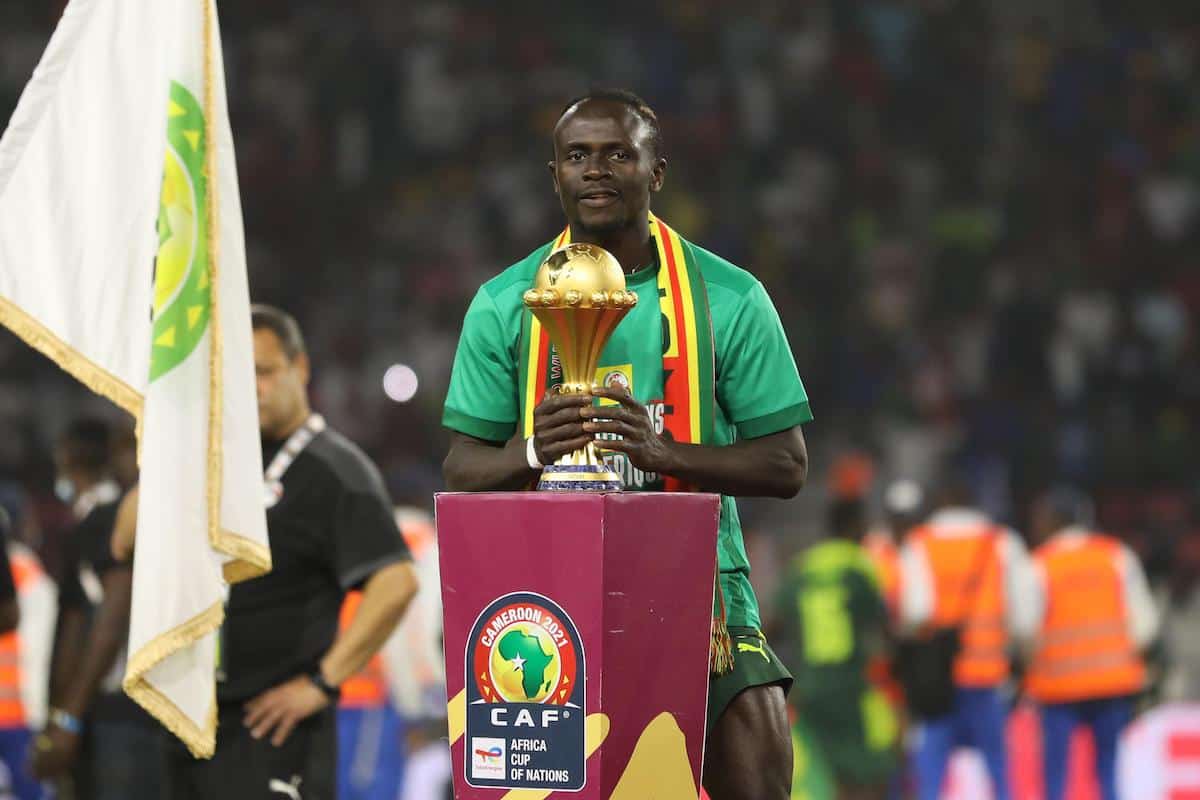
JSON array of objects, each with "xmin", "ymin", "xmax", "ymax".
[{"xmin": 703, "ymin": 684, "xmax": 791, "ymax": 800}]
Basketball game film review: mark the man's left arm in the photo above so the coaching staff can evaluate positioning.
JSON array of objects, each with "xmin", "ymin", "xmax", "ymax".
[
  {"xmin": 319, "ymin": 561, "xmax": 417, "ymax": 686},
  {"xmin": 245, "ymin": 483, "xmax": 416, "ymax": 746},
  {"xmin": 32, "ymin": 566, "xmax": 132, "ymax": 778},
  {"xmin": 243, "ymin": 560, "xmax": 417, "ymax": 746},
  {"xmin": 585, "ymin": 280, "xmax": 811, "ymax": 498},
  {"xmin": 587, "ymin": 398, "xmax": 807, "ymax": 498}
]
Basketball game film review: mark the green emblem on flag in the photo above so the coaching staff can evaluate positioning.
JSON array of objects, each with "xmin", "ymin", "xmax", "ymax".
[{"xmin": 150, "ymin": 81, "xmax": 211, "ymax": 381}]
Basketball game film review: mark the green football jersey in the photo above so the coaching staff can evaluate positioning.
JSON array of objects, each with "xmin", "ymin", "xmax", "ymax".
[
  {"xmin": 778, "ymin": 539, "xmax": 889, "ymax": 697},
  {"xmin": 444, "ymin": 240, "xmax": 812, "ymax": 627}
]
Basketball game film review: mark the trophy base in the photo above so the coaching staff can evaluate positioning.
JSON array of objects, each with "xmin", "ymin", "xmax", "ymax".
[{"xmin": 537, "ymin": 464, "xmax": 623, "ymax": 492}]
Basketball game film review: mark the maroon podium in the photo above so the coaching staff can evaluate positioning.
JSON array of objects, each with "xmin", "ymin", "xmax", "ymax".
[{"xmin": 437, "ymin": 492, "xmax": 720, "ymax": 799}]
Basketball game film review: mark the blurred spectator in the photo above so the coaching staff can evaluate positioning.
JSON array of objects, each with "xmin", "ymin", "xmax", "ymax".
[
  {"xmin": 776, "ymin": 497, "xmax": 898, "ymax": 800},
  {"xmin": 899, "ymin": 480, "xmax": 1037, "ymax": 800},
  {"xmin": 32, "ymin": 419, "xmax": 161, "ymax": 799},
  {"xmin": 1025, "ymin": 487, "xmax": 1158, "ymax": 800}
]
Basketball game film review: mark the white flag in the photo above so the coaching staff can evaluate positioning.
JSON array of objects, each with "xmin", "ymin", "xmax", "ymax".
[{"xmin": 0, "ymin": 0, "xmax": 270, "ymax": 758}]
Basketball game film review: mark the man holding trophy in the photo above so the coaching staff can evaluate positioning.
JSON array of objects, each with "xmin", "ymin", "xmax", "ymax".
[{"xmin": 443, "ymin": 89, "xmax": 812, "ymax": 800}]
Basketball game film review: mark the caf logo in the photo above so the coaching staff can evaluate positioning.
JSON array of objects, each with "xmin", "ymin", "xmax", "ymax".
[
  {"xmin": 466, "ymin": 592, "xmax": 587, "ymax": 790},
  {"xmin": 603, "ymin": 370, "xmax": 630, "ymax": 393},
  {"xmin": 471, "ymin": 593, "xmax": 581, "ymax": 706}
]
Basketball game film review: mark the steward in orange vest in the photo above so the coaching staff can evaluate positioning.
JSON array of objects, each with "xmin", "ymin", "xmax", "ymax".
[
  {"xmin": 0, "ymin": 549, "xmax": 40, "ymax": 730},
  {"xmin": 900, "ymin": 487, "xmax": 1036, "ymax": 800},
  {"xmin": 1026, "ymin": 488, "xmax": 1158, "ymax": 800},
  {"xmin": 1026, "ymin": 533, "xmax": 1148, "ymax": 703}
]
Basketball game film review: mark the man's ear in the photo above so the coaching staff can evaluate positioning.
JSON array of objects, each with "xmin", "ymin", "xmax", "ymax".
[
  {"xmin": 649, "ymin": 157, "xmax": 667, "ymax": 193},
  {"xmin": 548, "ymin": 160, "xmax": 559, "ymax": 194}
]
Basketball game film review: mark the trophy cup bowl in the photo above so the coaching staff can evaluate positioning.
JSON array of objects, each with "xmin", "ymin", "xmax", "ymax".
[{"xmin": 523, "ymin": 243, "xmax": 638, "ymax": 491}]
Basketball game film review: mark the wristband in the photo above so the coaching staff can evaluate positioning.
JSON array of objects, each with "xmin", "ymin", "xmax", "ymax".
[
  {"xmin": 309, "ymin": 669, "xmax": 340, "ymax": 700},
  {"xmin": 526, "ymin": 436, "xmax": 543, "ymax": 470},
  {"xmin": 49, "ymin": 708, "xmax": 84, "ymax": 736}
]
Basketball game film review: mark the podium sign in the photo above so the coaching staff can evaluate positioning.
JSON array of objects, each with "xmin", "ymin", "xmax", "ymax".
[{"xmin": 437, "ymin": 492, "xmax": 720, "ymax": 799}]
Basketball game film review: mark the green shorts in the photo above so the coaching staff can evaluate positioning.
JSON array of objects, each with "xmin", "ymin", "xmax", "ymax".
[
  {"xmin": 796, "ymin": 685, "xmax": 899, "ymax": 786},
  {"xmin": 706, "ymin": 627, "xmax": 793, "ymax": 731}
]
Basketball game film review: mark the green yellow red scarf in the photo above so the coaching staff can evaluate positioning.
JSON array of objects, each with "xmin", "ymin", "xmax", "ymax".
[{"xmin": 516, "ymin": 213, "xmax": 734, "ymax": 674}]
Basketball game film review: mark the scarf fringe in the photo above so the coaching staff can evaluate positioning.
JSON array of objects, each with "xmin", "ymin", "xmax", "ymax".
[
  {"xmin": 710, "ymin": 569, "xmax": 735, "ymax": 676},
  {"xmin": 710, "ymin": 614, "xmax": 734, "ymax": 676}
]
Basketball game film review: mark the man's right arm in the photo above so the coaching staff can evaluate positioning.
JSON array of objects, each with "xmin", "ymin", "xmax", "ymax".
[
  {"xmin": 443, "ymin": 393, "xmax": 594, "ymax": 491},
  {"xmin": 443, "ymin": 433, "xmax": 531, "ymax": 492}
]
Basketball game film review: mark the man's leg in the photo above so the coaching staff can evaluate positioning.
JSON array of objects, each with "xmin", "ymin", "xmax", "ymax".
[
  {"xmin": 1039, "ymin": 702, "xmax": 1077, "ymax": 800},
  {"xmin": 163, "ymin": 728, "xmax": 211, "ymax": 800},
  {"xmin": 911, "ymin": 709, "xmax": 956, "ymax": 800},
  {"xmin": 702, "ymin": 684, "xmax": 791, "ymax": 800},
  {"xmin": 295, "ymin": 706, "xmax": 338, "ymax": 800},
  {"xmin": 1085, "ymin": 697, "xmax": 1132, "ymax": 800},
  {"xmin": 166, "ymin": 706, "xmax": 325, "ymax": 800},
  {"xmin": 80, "ymin": 720, "xmax": 167, "ymax": 800},
  {"xmin": 961, "ymin": 687, "xmax": 1011, "ymax": 800}
]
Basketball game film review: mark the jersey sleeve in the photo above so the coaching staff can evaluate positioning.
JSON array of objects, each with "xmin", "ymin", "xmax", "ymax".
[
  {"xmin": 443, "ymin": 287, "xmax": 520, "ymax": 442},
  {"xmin": 716, "ymin": 281, "xmax": 813, "ymax": 439},
  {"xmin": 330, "ymin": 482, "xmax": 411, "ymax": 591}
]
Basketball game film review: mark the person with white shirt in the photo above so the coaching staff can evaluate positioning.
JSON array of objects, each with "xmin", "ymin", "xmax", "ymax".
[
  {"xmin": 898, "ymin": 481, "xmax": 1036, "ymax": 800},
  {"xmin": 1024, "ymin": 488, "xmax": 1158, "ymax": 800}
]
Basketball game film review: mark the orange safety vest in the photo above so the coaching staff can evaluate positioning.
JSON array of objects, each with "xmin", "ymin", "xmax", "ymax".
[
  {"xmin": 0, "ymin": 551, "xmax": 43, "ymax": 728},
  {"xmin": 338, "ymin": 591, "xmax": 389, "ymax": 709},
  {"xmin": 910, "ymin": 523, "xmax": 1009, "ymax": 687},
  {"xmin": 1025, "ymin": 534, "xmax": 1145, "ymax": 704}
]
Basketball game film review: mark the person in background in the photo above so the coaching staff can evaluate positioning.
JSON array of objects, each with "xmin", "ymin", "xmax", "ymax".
[
  {"xmin": 1, "ymin": 538, "xmax": 54, "ymax": 800},
  {"xmin": 336, "ymin": 590, "xmax": 404, "ymax": 800},
  {"xmin": 865, "ymin": 479, "xmax": 926, "ymax": 621},
  {"xmin": 164, "ymin": 305, "xmax": 418, "ymax": 800},
  {"xmin": 899, "ymin": 479, "xmax": 1036, "ymax": 800},
  {"xmin": 0, "ymin": 507, "xmax": 31, "ymax": 799},
  {"xmin": 777, "ymin": 498, "xmax": 899, "ymax": 800},
  {"xmin": 865, "ymin": 478, "xmax": 926, "ymax": 800},
  {"xmin": 31, "ymin": 418, "xmax": 162, "ymax": 799},
  {"xmin": 1025, "ymin": 488, "xmax": 1159, "ymax": 800}
]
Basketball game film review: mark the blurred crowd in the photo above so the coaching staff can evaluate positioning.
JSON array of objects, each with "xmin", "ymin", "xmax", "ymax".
[
  {"xmin": 0, "ymin": 0, "xmax": 1198, "ymax": 794},
  {"xmin": 4, "ymin": 0, "xmax": 1197, "ymax": 554}
]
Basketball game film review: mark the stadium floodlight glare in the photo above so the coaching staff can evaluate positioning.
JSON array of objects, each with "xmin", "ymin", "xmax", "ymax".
[{"xmin": 383, "ymin": 364, "xmax": 419, "ymax": 403}]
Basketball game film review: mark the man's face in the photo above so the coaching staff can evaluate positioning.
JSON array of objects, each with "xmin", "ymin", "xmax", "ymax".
[
  {"xmin": 549, "ymin": 100, "xmax": 665, "ymax": 237},
  {"xmin": 254, "ymin": 328, "xmax": 308, "ymax": 438}
]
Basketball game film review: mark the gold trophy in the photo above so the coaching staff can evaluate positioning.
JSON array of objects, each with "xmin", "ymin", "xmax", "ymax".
[{"xmin": 523, "ymin": 243, "xmax": 638, "ymax": 491}]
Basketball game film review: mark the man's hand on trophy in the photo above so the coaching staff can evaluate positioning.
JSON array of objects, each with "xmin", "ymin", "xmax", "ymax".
[
  {"xmin": 584, "ymin": 387, "xmax": 674, "ymax": 474},
  {"xmin": 532, "ymin": 390, "xmax": 594, "ymax": 464}
]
